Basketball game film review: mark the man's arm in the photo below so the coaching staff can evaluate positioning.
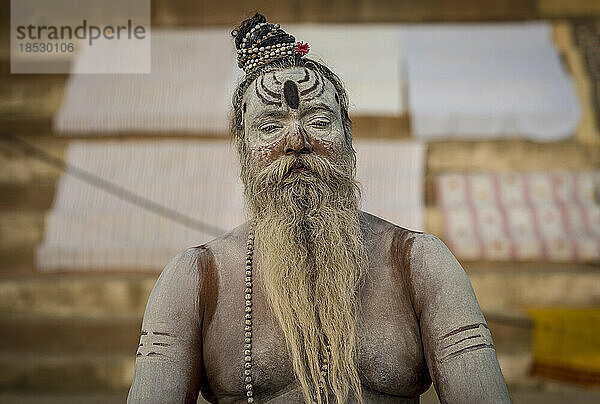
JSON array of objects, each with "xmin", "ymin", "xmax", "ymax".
[
  {"xmin": 404, "ymin": 233, "xmax": 511, "ymax": 403},
  {"xmin": 127, "ymin": 247, "xmax": 206, "ymax": 404}
]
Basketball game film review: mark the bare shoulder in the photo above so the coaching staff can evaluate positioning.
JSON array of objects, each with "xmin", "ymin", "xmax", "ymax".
[
  {"xmin": 203, "ymin": 221, "xmax": 248, "ymax": 255},
  {"xmin": 202, "ymin": 221, "xmax": 249, "ymax": 273},
  {"xmin": 359, "ymin": 211, "xmax": 424, "ymax": 269},
  {"xmin": 360, "ymin": 212, "xmax": 470, "ymax": 311},
  {"xmin": 361, "ymin": 210, "xmax": 460, "ymax": 276}
]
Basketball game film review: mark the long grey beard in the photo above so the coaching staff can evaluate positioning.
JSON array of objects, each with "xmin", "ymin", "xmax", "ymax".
[{"xmin": 241, "ymin": 150, "xmax": 367, "ymax": 404}]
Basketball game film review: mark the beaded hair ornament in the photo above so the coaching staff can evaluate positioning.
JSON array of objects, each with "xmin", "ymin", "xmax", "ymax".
[{"xmin": 232, "ymin": 13, "xmax": 309, "ymax": 74}]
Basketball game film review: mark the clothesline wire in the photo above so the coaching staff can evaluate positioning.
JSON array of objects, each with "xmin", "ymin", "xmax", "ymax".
[{"xmin": 0, "ymin": 132, "xmax": 227, "ymax": 237}]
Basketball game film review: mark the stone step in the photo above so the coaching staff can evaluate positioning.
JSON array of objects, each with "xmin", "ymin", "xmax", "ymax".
[
  {"xmin": 0, "ymin": 352, "xmax": 134, "ymax": 392},
  {"xmin": 0, "ymin": 391, "xmax": 128, "ymax": 404},
  {"xmin": 509, "ymin": 385, "xmax": 600, "ymax": 404},
  {"xmin": 0, "ymin": 115, "xmax": 54, "ymax": 136},
  {"xmin": 0, "ymin": 248, "xmax": 36, "ymax": 275},
  {"xmin": 465, "ymin": 262, "xmax": 600, "ymax": 311},
  {"xmin": 423, "ymin": 380, "xmax": 600, "ymax": 404},
  {"xmin": 0, "ymin": 273, "xmax": 158, "ymax": 317},
  {"xmin": 0, "ymin": 182, "xmax": 56, "ymax": 211},
  {"xmin": 0, "ymin": 138, "xmax": 66, "ymax": 184},
  {"xmin": 150, "ymin": 0, "xmax": 539, "ymax": 27},
  {"xmin": 0, "ymin": 75, "xmax": 67, "ymax": 118},
  {"xmin": 0, "ymin": 315, "xmax": 141, "ymax": 354},
  {"xmin": 427, "ymin": 140, "xmax": 600, "ymax": 174},
  {"xmin": 0, "ymin": 212, "xmax": 45, "ymax": 250}
]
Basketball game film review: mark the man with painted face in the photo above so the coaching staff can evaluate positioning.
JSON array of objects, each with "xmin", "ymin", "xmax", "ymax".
[{"xmin": 128, "ymin": 14, "xmax": 511, "ymax": 404}]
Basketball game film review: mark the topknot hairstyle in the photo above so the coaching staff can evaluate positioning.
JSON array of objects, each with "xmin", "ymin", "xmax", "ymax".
[{"xmin": 232, "ymin": 13, "xmax": 308, "ymax": 74}]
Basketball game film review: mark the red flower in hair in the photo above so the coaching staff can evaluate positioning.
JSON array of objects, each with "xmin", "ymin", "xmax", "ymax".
[{"xmin": 295, "ymin": 41, "xmax": 310, "ymax": 56}]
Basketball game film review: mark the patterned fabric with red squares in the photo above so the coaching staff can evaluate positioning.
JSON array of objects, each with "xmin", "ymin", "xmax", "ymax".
[{"xmin": 437, "ymin": 171, "xmax": 600, "ymax": 262}]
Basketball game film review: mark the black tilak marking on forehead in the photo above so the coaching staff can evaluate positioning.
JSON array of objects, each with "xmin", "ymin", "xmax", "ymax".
[
  {"xmin": 335, "ymin": 93, "xmax": 339, "ymax": 104},
  {"xmin": 243, "ymin": 102, "xmax": 247, "ymax": 113},
  {"xmin": 283, "ymin": 80, "xmax": 300, "ymax": 109}
]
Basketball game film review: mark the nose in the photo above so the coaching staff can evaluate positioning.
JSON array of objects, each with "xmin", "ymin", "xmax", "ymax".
[{"xmin": 285, "ymin": 123, "xmax": 313, "ymax": 155}]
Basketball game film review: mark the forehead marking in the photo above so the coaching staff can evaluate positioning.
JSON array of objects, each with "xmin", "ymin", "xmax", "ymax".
[
  {"xmin": 255, "ymin": 75, "xmax": 281, "ymax": 107},
  {"xmin": 253, "ymin": 68, "xmax": 329, "ymax": 108},
  {"xmin": 272, "ymin": 72, "xmax": 282, "ymax": 85},
  {"xmin": 283, "ymin": 80, "xmax": 300, "ymax": 109},
  {"xmin": 260, "ymin": 75, "xmax": 281, "ymax": 99},
  {"xmin": 300, "ymin": 72, "xmax": 319, "ymax": 96},
  {"xmin": 302, "ymin": 71, "xmax": 326, "ymax": 102},
  {"xmin": 298, "ymin": 67, "xmax": 310, "ymax": 83}
]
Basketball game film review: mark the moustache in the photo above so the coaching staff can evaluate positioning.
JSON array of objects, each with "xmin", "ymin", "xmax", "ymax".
[{"xmin": 259, "ymin": 154, "xmax": 348, "ymax": 186}]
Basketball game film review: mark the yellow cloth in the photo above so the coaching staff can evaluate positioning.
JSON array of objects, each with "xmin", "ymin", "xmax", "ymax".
[{"xmin": 530, "ymin": 308, "xmax": 600, "ymax": 385}]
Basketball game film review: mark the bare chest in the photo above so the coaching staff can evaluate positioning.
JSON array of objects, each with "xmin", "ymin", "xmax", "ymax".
[{"xmin": 201, "ymin": 264, "xmax": 431, "ymax": 402}]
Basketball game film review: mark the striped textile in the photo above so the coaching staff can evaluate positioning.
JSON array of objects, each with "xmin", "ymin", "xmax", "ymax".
[
  {"xmin": 37, "ymin": 140, "xmax": 425, "ymax": 271},
  {"xmin": 403, "ymin": 22, "xmax": 581, "ymax": 140},
  {"xmin": 285, "ymin": 24, "xmax": 404, "ymax": 116},
  {"xmin": 37, "ymin": 140, "xmax": 244, "ymax": 270},
  {"xmin": 54, "ymin": 28, "xmax": 240, "ymax": 135},
  {"xmin": 354, "ymin": 139, "xmax": 425, "ymax": 232},
  {"xmin": 437, "ymin": 171, "xmax": 600, "ymax": 262}
]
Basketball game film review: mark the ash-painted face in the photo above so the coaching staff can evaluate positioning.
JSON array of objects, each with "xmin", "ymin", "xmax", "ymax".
[{"xmin": 242, "ymin": 66, "xmax": 346, "ymax": 166}]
